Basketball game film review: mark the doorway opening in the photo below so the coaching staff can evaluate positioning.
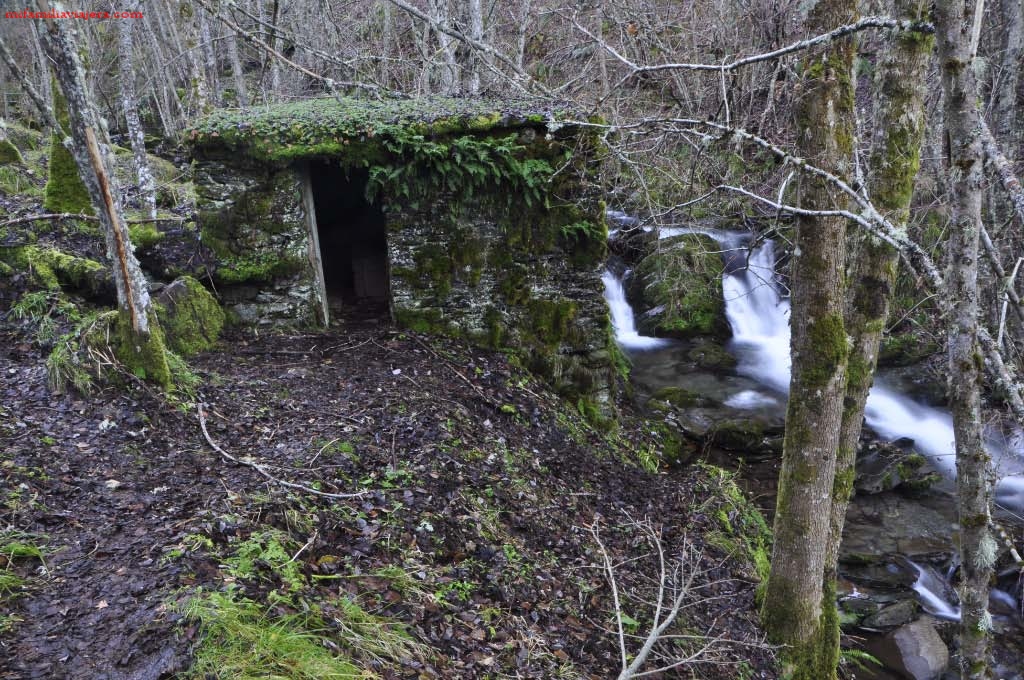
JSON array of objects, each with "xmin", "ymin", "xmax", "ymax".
[{"xmin": 309, "ymin": 162, "xmax": 390, "ymax": 324}]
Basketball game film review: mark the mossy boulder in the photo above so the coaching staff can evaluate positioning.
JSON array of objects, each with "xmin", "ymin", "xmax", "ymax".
[
  {"xmin": 0, "ymin": 138, "xmax": 23, "ymax": 165},
  {"xmin": 43, "ymin": 81, "xmax": 93, "ymax": 215},
  {"xmin": 650, "ymin": 386, "xmax": 701, "ymax": 408},
  {"xmin": 710, "ymin": 418, "xmax": 769, "ymax": 452},
  {"xmin": 155, "ymin": 276, "xmax": 225, "ymax": 356},
  {"xmin": 687, "ymin": 340, "xmax": 736, "ymax": 369},
  {"xmin": 634, "ymin": 233, "xmax": 727, "ymax": 340}
]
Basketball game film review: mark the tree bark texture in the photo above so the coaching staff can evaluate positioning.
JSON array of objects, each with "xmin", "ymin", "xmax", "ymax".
[
  {"xmin": 33, "ymin": 0, "xmax": 170, "ymax": 387},
  {"xmin": 118, "ymin": 0, "xmax": 158, "ymax": 221},
  {"xmin": 934, "ymin": 0, "xmax": 996, "ymax": 675},
  {"xmin": 825, "ymin": 0, "xmax": 933, "ymax": 585},
  {"xmin": 762, "ymin": 0, "xmax": 856, "ymax": 677},
  {"xmin": 993, "ymin": 0, "xmax": 1023, "ymax": 144}
]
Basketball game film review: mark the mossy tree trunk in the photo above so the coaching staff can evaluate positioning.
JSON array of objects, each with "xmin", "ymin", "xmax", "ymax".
[
  {"xmin": 824, "ymin": 0, "xmax": 933, "ymax": 595},
  {"xmin": 117, "ymin": 0, "xmax": 158, "ymax": 221},
  {"xmin": 34, "ymin": 0, "xmax": 170, "ymax": 388},
  {"xmin": 761, "ymin": 0, "xmax": 855, "ymax": 676},
  {"xmin": 934, "ymin": 0, "xmax": 996, "ymax": 675}
]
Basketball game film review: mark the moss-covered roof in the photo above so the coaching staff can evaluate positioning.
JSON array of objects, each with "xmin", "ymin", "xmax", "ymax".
[{"xmin": 187, "ymin": 95, "xmax": 578, "ymax": 163}]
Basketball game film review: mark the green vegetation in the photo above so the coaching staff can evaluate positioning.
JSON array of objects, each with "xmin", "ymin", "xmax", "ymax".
[
  {"xmin": 0, "ymin": 137, "xmax": 24, "ymax": 165},
  {"xmin": 0, "ymin": 531, "xmax": 47, "ymax": 634},
  {"xmin": 699, "ymin": 465, "xmax": 771, "ymax": 601},
  {"xmin": 0, "ymin": 245, "xmax": 105, "ymax": 294},
  {"xmin": 43, "ymin": 81, "xmax": 93, "ymax": 215},
  {"xmin": 180, "ymin": 520, "xmax": 426, "ymax": 679},
  {"xmin": 155, "ymin": 276, "xmax": 225, "ymax": 356},
  {"xmin": 183, "ymin": 590, "xmax": 365, "ymax": 679},
  {"xmin": 635, "ymin": 233, "xmax": 727, "ymax": 338}
]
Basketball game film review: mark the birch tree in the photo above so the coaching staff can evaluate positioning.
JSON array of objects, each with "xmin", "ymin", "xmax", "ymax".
[
  {"xmin": 118, "ymin": 0, "xmax": 158, "ymax": 220},
  {"xmin": 760, "ymin": 0, "xmax": 857, "ymax": 676},
  {"xmin": 934, "ymin": 0, "xmax": 997, "ymax": 674},
  {"xmin": 31, "ymin": 0, "xmax": 171, "ymax": 387}
]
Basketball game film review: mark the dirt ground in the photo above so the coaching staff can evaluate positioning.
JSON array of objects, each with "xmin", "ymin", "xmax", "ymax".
[{"xmin": 1, "ymin": 320, "xmax": 777, "ymax": 679}]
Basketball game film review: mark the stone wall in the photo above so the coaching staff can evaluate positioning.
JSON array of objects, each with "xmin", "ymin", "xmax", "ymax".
[
  {"xmin": 385, "ymin": 188, "xmax": 613, "ymax": 405},
  {"xmin": 193, "ymin": 153, "xmax": 319, "ymax": 325},
  {"xmin": 191, "ymin": 125, "xmax": 617, "ymax": 409}
]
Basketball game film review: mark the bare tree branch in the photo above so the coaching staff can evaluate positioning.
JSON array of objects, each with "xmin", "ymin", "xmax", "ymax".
[{"xmin": 573, "ymin": 14, "xmax": 932, "ymax": 77}]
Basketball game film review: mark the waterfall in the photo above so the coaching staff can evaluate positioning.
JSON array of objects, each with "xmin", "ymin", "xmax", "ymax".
[
  {"xmin": 602, "ymin": 219, "xmax": 1024, "ymax": 513},
  {"xmin": 602, "ymin": 271, "xmax": 670, "ymax": 350}
]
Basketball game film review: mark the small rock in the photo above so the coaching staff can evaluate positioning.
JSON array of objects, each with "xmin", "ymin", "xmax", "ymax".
[
  {"xmin": 104, "ymin": 479, "xmax": 122, "ymax": 490},
  {"xmin": 862, "ymin": 598, "xmax": 920, "ymax": 629}
]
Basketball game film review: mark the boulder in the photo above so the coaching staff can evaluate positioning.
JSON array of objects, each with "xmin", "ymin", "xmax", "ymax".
[
  {"xmin": 155, "ymin": 276, "xmax": 225, "ymax": 356},
  {"xmin": 881, "ymin": 619, "xmax": 949, "ymax": 680},
  {"xmin": 862, "ymin": 598, "xmax": 920, "ymax": 629},
  {"xmin": 633, "ymin": 233, "xmax": 728, "ymax": 340}
]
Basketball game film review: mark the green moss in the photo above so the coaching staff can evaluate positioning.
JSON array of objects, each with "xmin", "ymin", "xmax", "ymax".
[
  {"xmin": 635, "ymin": 233, "xmax": 727, "ymax": 338},
  {"xmin": 650, "ymin": 421, "xmax": 690, "ymax": 463},
  {"xmin": 214, "ymin": 251, "xmax": 304, "ymax": 285},
  {"xmin": 0, "ymin": 245, "xmax": 104, "ymax": 292},
  {"xmin": 114, "ymin": 309, "xmax": 172, "ymax": 388},
  {"xmin": 156, "ymin": 276, "xmax": 226, "ymax": 356},
  {"xmin": 43, "ymin": 81, "xmax": 93, "ymax": 215},
  {"xmin": 0, "ymin": 138, "xmax": 23, "ymax": 165},
  {"xmin": 394, "ymin": 307, "xmax": 448, "ymax": 334},
  {"xmin": 525, "ymin": 298, "xmax": 577, "ymax": 347},
  {"xmin": 189, "ymin": 96, "xmax": 573, "ymax": 160},
  {"xmin": 651, "ymin": 386, "xmax": 700, "ymax": 407},
  {"xmin": 128, "ymin": 223, "xmax": 165, "ymax": 250},
  {"xmin": 802, "ymin": 314, "xmax": 847, "ymax": 387}
]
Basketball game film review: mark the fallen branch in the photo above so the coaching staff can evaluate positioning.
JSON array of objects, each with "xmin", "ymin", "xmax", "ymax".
[
  {"xmin": 197, "ymin": 402, "xmax": 368, "ymax": 500},
  {"xmin": 0, "ymin": 212, "xmax": 186, "ymax": 230}
]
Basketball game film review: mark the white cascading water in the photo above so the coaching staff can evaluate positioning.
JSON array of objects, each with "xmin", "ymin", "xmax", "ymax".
[
  {"xmin": 719, "ymin": 237, "xmax": 1024, "ymax": 511},
  {"xmin": 603, "ymin": 229, "xmax": 1024, "ymax": 513},
  {"xmin": 601, "ymin": 271, "xmax": 670, "ymax": 350},
  {"xmin": 604, "ymin": 225, "xmax": 1024, "ymax": 621}
]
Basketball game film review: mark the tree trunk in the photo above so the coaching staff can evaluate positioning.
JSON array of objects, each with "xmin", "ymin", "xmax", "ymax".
[
  {"xmin": 993, "ymin": 0, "xmax": 1023, "ymax": 144},
  {"xmin": 428, "ymin": 0, "xmax": 459, "ymax": 94},
  {"xmin": 32, "ymin": 0, "xmax": 170, "ymax": 388},
  {"xmin": 935, "ymin": 0, "xmax": 997, "ymax": 675},
  {"xmin": 824, "ymin": 0, "xmax": 933, "ymax": 590},
  {"xmin": 466, "ymin": 0, "xmax": 484, "ymax": 94},
  {"xmin": 761, "ymin": 0, "xmax": 856, "ymax": 677},
  {"xmin": 118, "ymin": 0, "xmax": 158, "ymax": 221}
]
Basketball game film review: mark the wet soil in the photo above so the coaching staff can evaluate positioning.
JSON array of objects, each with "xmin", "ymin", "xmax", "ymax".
[{"xmin": 0, "ymin": 321, "xmax": 777, "ymax": 679}]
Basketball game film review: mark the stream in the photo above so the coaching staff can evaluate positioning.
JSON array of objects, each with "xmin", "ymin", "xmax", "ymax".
[{"xmin": 604, "ymin": 219, "xmax": 1024, "ymax": 677}]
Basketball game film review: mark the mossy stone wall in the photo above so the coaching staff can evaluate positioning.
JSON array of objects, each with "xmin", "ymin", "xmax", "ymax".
[
  {"xmin": 190, "ymin": 96, "xmax": 616, "ymax": 404},
  {"xmin": 193, "ymin": 155, "xmax": 316, "ymax": 325},
  {"xmin": 386, "ymin": 188, "xmax": 611, "ymax": 403}
]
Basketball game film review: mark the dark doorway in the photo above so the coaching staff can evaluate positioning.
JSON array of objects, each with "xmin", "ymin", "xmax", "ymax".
[{"xmin": 309, "ymin": 162, "xmax": 390, "ymax": 322}]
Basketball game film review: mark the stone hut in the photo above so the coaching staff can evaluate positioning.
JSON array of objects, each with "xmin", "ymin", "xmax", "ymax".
[{"xmin": 188, "ymin": 96, "xmax": 617, "ymax": 408}]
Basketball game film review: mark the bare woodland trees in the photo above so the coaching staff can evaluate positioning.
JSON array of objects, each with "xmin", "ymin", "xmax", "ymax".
[
  {"xmin": 16, "ymin": 1, "xmax": 171, "ymax": 386},
  {"xmin": 759, "ymin": 0, "xmax": 854, "ymax": 676},
  {"xmin": 2, "ymin": 0, "xmax": 1024, "ymax": 677},
  {"xmin": 934, "ymin": 0, "xmax": 997, "ymax": 675}
]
